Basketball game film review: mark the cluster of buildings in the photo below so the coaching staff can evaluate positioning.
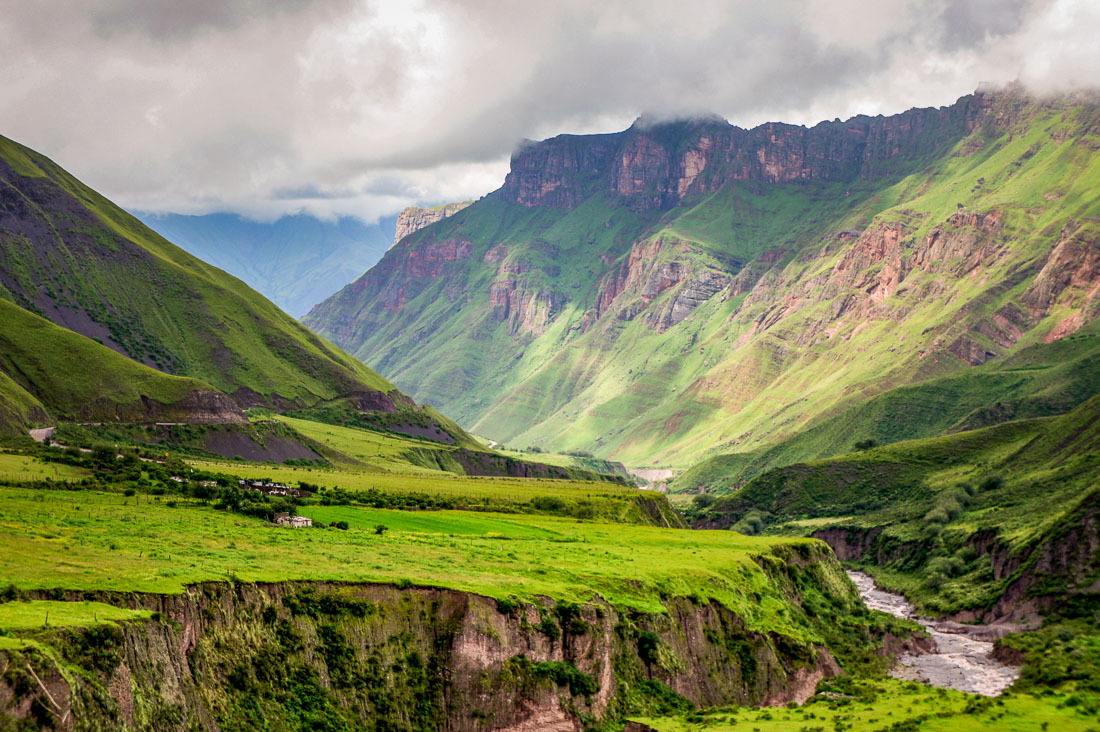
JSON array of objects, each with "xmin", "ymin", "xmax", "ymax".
[{"xmin": 238, "ymin": 479, "xmax": 303, "ymax": 497}]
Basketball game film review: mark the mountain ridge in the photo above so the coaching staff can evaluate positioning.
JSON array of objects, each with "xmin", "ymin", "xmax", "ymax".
[
  {"xmin": 134, "ymin": 211, "xmax": 397, "ymax": 318},
  {"xmin": 305, "ymin": 87, "xmax": 1100, "ymax": 469}
]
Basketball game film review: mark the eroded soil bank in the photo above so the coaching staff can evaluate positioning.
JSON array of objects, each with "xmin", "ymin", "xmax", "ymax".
[
  {"xmin": 847, "ymin": 570, "xmax": 1019, "ymax": 696},
  {"xmin": 0, "ymin": 544, "xmax": 857, "ymax": 731}
]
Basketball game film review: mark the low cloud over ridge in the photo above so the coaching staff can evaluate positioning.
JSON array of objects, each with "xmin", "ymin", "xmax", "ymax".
[{"xmin": 0, "ymin": 0, "xmax": 1097, "ymax": 222}]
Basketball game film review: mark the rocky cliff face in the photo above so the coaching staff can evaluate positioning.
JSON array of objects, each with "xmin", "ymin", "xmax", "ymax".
[
  {"xmin": 0, "ymin": 544, "xmax": 886, "ymax": 730},
  {"xmin": 393, "ymin": 202, "xmax": 473, "ymax": 246},
  {"xmin": 305, "ymin": 88, "xmax": 1100, "ymax": 467},
  {"xmin": 500, "ymin": 99, "xmax": 978, "ymax": 211}
]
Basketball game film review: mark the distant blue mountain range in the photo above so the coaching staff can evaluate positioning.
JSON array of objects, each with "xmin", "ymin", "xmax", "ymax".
[{"xmin": 134, "ymin": 211, "xmax": 397, "ymax": 317}]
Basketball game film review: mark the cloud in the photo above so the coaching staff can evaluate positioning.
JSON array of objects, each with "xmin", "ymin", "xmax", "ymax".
[{"xmin": 0, "ymin": 0, "xmax": 1096, "ymax": 222}]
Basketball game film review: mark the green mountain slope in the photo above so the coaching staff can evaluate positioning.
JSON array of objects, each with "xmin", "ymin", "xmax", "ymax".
[
  {"xmin": 0, "ymin": 298, "xmax": 244, "ymax": 432},
  {"xmin": 0, "ymin": 134, "xmax": 398, "ymax": 415},
  {"xmin": 693, "ymin": 395, "xmax": 1100, "ymax": 619},
  {"xmin": 306, "ymin": 87, "xmax": 1100, "ymax": 469},
  {"xmin": 672, "ymin": 323, "xmax": 1100, "ymax": 492}
]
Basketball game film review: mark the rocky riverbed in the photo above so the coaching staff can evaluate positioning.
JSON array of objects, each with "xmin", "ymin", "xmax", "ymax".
[{"xmin": 847, "ymin": 570, "xmax": 1019, "ymax": 696}]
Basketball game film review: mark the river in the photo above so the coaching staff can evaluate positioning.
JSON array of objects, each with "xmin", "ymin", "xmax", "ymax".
[{"xmin": 847, "ymin": 570, "xmax": 1019, "ymax": 696}]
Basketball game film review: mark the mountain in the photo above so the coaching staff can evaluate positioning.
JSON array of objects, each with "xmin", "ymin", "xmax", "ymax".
[
  {"xmin": 134, "ymin": 212, "xmax": 397, "ymax": 318},
  {"xmin": 304, "ymin": 86, "xmax": 1100, "ymax": 468},
  {"xmin": 0, "ymin": 298, "xmax": 245, "ymax": 432},
  {"xmin": 672, "ymin": 322, "xmax": 1100, "ymax": 492},
  {"xmin": 0, "ymin": 133, "xmax": 422, "ymax": 426}
]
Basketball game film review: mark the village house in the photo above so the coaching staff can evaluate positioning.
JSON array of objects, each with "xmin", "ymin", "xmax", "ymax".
[
  {"xmin": 273, "ymin": 512, "xmax": 313, "ymax": 528},
  {"xmin": 239, "ymin": 479, "xmax": 301, "ymax": 497}
]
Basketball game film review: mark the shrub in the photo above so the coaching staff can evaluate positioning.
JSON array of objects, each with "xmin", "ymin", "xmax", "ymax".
[
  {"xmin": 924, "ymin": 506, "xmax": 949, "ymax": 524},
  {"xmin": 853, "ymin": 439, "xmax": 877, "ymax": 451},
  {"xmin": 538, "ymin": 615, "xmax": 561, "ymax": 642},
  {"xmin": 531, "ymin": 496, "xmax": 567, "ymax": 513},
  {"xmin": 334, "ymin": 521, "xmax": 349, "ymax": 531},
  {"xmin": 956, "ymin": 546, "xmax": 979, "ymax": 563},
  {"xmin": 692, "ymin": 494, "xmax": 716, "ymax": 509},
  {"xmin": 924, "ymin": 572, "xmax": 947, "ymax": 590},
  {"xmin": 638, "ymin": 630, "xmax": 661, "ymax": 666},
  {"xmin": 979, "ymin": 476, "xmax": 1004, "ymax": 492},
  {"xmin": 373, "ymin": 524, "xmax": 388, "ymax": 535}
]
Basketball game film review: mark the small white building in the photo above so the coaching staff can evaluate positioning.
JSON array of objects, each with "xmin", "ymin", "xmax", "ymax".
[{"xmin": 273, "ymin": 512, "xmax": 313, "ymax": 528}]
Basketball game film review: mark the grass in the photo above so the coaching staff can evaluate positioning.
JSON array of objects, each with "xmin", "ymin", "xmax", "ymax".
[
  {"xmin": 0, "ymin": 483, "xmax": 824, "ymax": 625},
  {"xmin": 0, "ymin": 452, "xmax": 88, "ymax": 483},
  {"xmin": 0, "ymin": 600, "xmax": 151, "ymax": 630},
  {"xmin": 182, "ymin": 458, "xmax": 659, "ymax": 523},
  {"xmin": 0, "ymin": 132, "xmax": 416, "ymax": 419},
  {"xmin": 300, "ymin": 505, "xmax": 564, "ymax": 538},
  {"xmin": 631, "ymin": 677, "xmax": 1098, "ymax": 731},
  {"xmin": 0, "ymin": 299, "xmax": 221, "ymax": 429},
  {"xmin": 672, "ymin": 326, "xmax": 1100, "ymax": 493},
  {"xmin": 274, "ymin": 415, "xmax": 459, "ymax": 473}
]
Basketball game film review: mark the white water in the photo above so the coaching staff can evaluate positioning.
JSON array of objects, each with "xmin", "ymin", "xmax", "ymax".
[{"xmin": 847, "ymin": 570, "xmax": 1019, "ymax": 696}]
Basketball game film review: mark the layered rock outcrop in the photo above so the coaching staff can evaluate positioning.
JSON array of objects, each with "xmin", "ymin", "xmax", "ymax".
[
  {"xmin": 393, "ymin": 201, "xmax": 472, "ymax": 245},
  {"xmin": 594, "ymin": 237, "xmax": 735, "ymax": 332}
]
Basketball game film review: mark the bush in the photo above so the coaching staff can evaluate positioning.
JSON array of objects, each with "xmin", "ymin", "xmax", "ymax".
[
  {"xmin": 334, "ymin": 521, "xmax": 349, "ymax": 531},
  {"xmin": 927, "ymin": 556, "xmax": 966, "ymax": 578},
  {"xmin": 531, "ymin": 661, "xmax": 598, "ymax": 697},
  {"xmin": 692, "ymin": 494, "xmax": 716, "ymax": 509},
  {"xmin": 924, "ymin": 572, "xmax": 947, "ymax": 590},
  {"xmin": 638, "ymin": 630, "xmax": 661, "ymax": 666},
  {"xmin": 373, "ymin": 524, "xmax": 388, "ymax": 535},
  {"xmin": 956, "ymin": 546, "xmax": 979, "ymax": 563},
  {"xmin": 531, "ymin": 496, "xmax": 567, "ymax": 513},
  {"xmin": 924, "ymin": 506, "xmax": 949, "ymax": 524},
  {"xmin": 979, "ymin": 476, "xmax": 1004, "ymax": 492},
  {"xmin": 538, "ymin": 615, "xmax": 561, "ymax": 642},
  {"xmin": 853, "ymin": 439, "xmax": 877, "ymax": 450},
  {"xmin": 732, "ymin": 510, "xmax": 767, "ymax": 535}
]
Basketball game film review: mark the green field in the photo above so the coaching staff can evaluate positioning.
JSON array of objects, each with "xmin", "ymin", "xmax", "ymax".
[
  {"xmin": 0, "ymin": 484, "xmax": 824, "ymax": 623},
  {"xmin": 631, "ymin": 678, "xmax": 1097, "ymax": 731},
  {"xmin": 274, "ymin": 415, "xmax": 459, "ymax": 473},
  {"xmin": 0, "ymin": 452, "xmax": 88, "ymax": 483},
  {"xmin": 182, "ymin": 456, "xmax": 664, "ymax": 524},
  {"xmin": 0, "ymin": 600, "xmax": 151, "ymax": 631}
]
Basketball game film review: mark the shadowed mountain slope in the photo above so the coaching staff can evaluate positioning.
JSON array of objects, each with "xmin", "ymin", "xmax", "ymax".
[{"xmin": 0, "ymin": 133, "xmax": 403, "ymax": 416}]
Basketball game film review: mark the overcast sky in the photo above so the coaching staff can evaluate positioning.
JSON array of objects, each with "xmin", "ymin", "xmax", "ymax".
[{"xmin": 1, "ymin": 0, "xmax": 1097, "ymax": 222}]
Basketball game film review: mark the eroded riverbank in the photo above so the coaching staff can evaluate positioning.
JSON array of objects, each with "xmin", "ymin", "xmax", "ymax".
[{"xmin": 847, "ymin": 570, "xmax": 1019, "ymax": 696}]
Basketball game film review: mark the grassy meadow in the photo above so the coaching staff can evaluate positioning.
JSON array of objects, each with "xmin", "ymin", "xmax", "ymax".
[
  {"xmin": 631, "ymin": 677, "xmax": 1098, "ymax": 732},
  {"xmin": 0, "ymin": 452, "xmax": 88, "ymax": 483},
  {"xmin": 0, "ymin": 483, "xmax": 824, "ymax": 624}
]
